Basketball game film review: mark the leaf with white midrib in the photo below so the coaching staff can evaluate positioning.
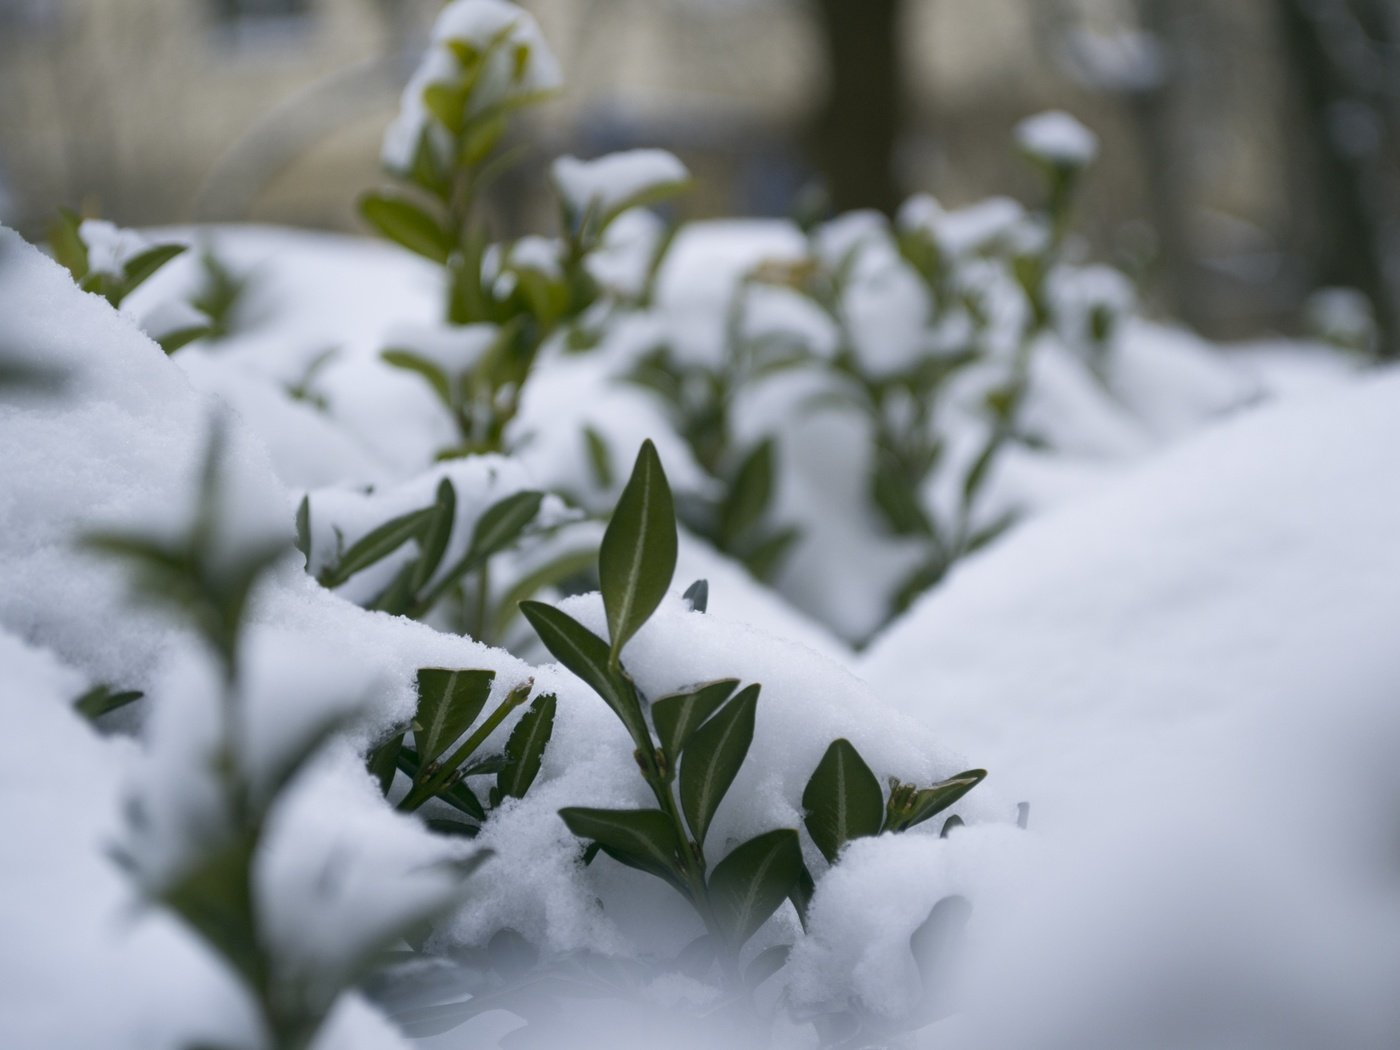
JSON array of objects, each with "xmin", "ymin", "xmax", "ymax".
[
  {"xmin": 415, "ymin": 668, "xmax": 494, "ymax": 767},
  {"xmin": 652, "ymin": 678, "xmax": 739, "ymax": 758},
  {"xmin": 802, "ymin": 738, "xmax": 883, "ymax": 863},
  {"xmin": 599, "ymin": 439, "xmax": 677, "ymax": 665},
  {"xmin": 709, "ymin": 828, "xmax": 803, "ymax": 948},
  {"xmin": 680, "ymin": 684, "xmax": 758, "ymax": 847},
  {"xmin": 498, "ymin": 693, "xmax": 555, "ymax": 800}
]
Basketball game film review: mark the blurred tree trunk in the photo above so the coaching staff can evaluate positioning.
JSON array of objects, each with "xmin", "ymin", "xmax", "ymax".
[
  {"xmin": 1275, "ymin": 0, "xmax": 1399, "ymax": 358},
  {"xmin": 809, "ymin": 0, "xmax": 904, "ymax": 215}
]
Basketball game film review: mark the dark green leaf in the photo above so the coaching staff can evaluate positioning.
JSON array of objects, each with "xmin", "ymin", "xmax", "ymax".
[
  {"xmin": 708, "ymin": 828, "xmax": 803, "ymax": 948},
  {"xmin": 651, "ymin": 678, "xmax": 738, "ymax": 759},
  {"xmin": 73, "ymin": 684, "xmax": 144, "ymax": 722},
  {"xmin": 558, "ymin": 807, "xmax": 683, "ymax": 887},
  {"xmin": 49, "ymin": 208, "xmax": 88, "ymax": 279},
  {"xmin": 157, "ymin": 324, "xmax": 210, "ymax": 356},
  {"xmin": 411, "ymin": 479, "xmax": 457, "ymax": 592},
  {"xmin": 940, "ymin": 815, "xmax": 964, "ymax": 838},
  {"xmin": 519, "ymin": 601, "xmax": 648, "ymax": 745},
  {"xmin": 414, "ymin": 668, "xmax": 496, "ymax": 767},
  {"xmin": 496, "ymin": 693, "xmax": 555, "ymax": 800},
  {"xmin": 360, "ymin": 192, "xmax": 453, "ymax": 264},
  {"xmin": 802, "ymin": 739, "xmax": 884, "ymax": 863},
  {"xmin": 120, "ymin": 243, "xmax": 187, "ymax": 302},
  {"xmin": 901, "ymin": 770, "xmax": 987, "ymax": 831},
  {"xmin": 320, "ymin": 506, "xmax": 435, "ymax": 588},
  {"xmin": 583, "ymin": 425, "xmax": 613, "ymax": 489},
  {"xmin": 426, "ymin": 818, "xmax": 480, "ymax": 839},
  {"xmin": 294, "ymin": 495, "xmax": 311, "ymax": 569},
  {"xmin": 367, "ymin": 732, "xmax": 404, "ymax": 797},
  {"xmin": 469, "ymin": 491, "xmax": 543, "ymax": 562},
  {"xmin": 369, "ymin": 561, "xmax": 418, "ymax": 615},
  {"xmin": 598, "ymin": 439, "xmax": 677, "ymax": 665},
  {"xmin": 720, "ymin": 439, "xmax": 775, "ymax": 546},
  {"xmin": 382, "ymin": 350, "xmax": 453, "ymax": 411},
  {"xmin": 679, "ymin": 684, "xmax": 758, "ymax": 846}
]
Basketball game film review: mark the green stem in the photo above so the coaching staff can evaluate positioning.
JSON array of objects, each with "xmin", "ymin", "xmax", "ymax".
[{"xmin": 397, "ymin": 682, "xmax": 531, "ymax": 812}]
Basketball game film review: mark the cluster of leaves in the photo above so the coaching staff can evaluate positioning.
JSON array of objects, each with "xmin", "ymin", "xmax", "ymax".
[
  {"xmin": 360, "ymin": 22, "xmax": 684, "ymax": 458},
  {"xmin": 629, "ymin": 281, "xmax": 804, "ymax": 582},
  {"xmin": 367, "ymin": 667, "xmax": 556, "ymax": 835},
  {"xmin": 48, "ymin": 211, "xmax": 209, "ymax": 354},
  {"xmin": 515, "ymin": 441, "xmax": 986, "ymax": 1003},
  {"xmin": 88, "ymin": 420, "xmax": 487, "ymax": 1050},
  {"xmin": 298, "ymin": 477, "xmax": 592, "ymax": 645}
]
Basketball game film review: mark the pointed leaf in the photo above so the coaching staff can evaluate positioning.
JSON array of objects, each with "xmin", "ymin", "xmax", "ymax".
[
  {"xmin": 468, "ymin": 490, "xmax": 543, "ymax": 561},
  {"xmin": 902, "ymin": 769, "xmax": 987, "ymax": 831},
  {"xmin": 382, "ymin": 350, "xmax": 453, "ymax": 410},
  {"xmin": 803, "ymin": 738, "xmax": 884, "ymax": 863},
  {"xmin": 360, "ymin": 192, "xmax": 453, "ymax": 264},
  {"xmin": 519, "ymin": 601, "xmax": 647, "ymax": 744},
  {"xmin": 411, "ymin": 479, "xmax": 457, "ymax": 591},
  {"xmin": 121, "ymin": 243, "xmax": 187, "ymax": 299},
  {"xmin": 73, "ymin": 685, "xmax": 144, "ymax": 722},
  {"xmin": 599, "ymin": 439, "xmax": 677, "ymax": 664},
  {"xmin": 720, "ymin": 439, "xmax": 775, "ymax": 546},
  {"xmin": 745, "ymin": 943, "xmax": 792, "ymax": 988},
  {"xmin": 679, "ymin": 684, "xmax": 758, "ymax": 846},
  {"xmin": 414, "ymin": 668, "xmax": 496, "ymax": 767},
  {"xmin": 367, "ymin": 732, "xmax": 403, "ymax": 797},
  {"xmin": 708, "ymin": 828, "xmax": 803, "ymax": 948},
  {"xmin": 320, "ymin": 506, "xmax": 435, "ymax": 587},
  {"xmin": 496, "ymin": 693, "xmax": 555, "ymax": 800},
  {"xmin": 652, "ymin": 678, "xmax": 738, "ymax": 759},
  {"xmin": 558, "ymin": 807, "xmax": 683, "ymax": 887}
]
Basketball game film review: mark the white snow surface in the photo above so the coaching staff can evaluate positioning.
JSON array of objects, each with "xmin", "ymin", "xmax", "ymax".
[
  {"xmin": 551, "ymin": 149, "xmax": 690, "ymax": 220},
  {"xmin": 1015, "ymin": 110, "xmax": 1099, "ymax": 168},
  {"xmin": 848, "ymin": 370, "xmax": 1400, "ymax": 1047}
]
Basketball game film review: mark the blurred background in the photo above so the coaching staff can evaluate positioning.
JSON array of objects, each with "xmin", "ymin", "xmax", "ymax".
[{"xmin": 1, "ymin": 0, "xmax": 1397, "ymax": 352}]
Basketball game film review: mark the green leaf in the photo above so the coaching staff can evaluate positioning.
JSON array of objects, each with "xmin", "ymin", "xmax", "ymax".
[
  {"xmin": 157, "ymin": 324, "xmax": 210, "ymax": 356},
  {"xmin": 720, "ymin": 439, "xmax": 775, "ymax": 546},
  {"xmin": 360, "ymin": 192, "xmax": 453, "ymax": 264},
  {"xmin": 519, "ymin": 601, "xmax": 649, "ymax": 745},
  {"xmin": 743, "ymin": 527, "xmax": 800, "ymax": 582},
  {"xmin": 708, "ymin": 828, "xmax": 803, "ymax": 948},
  {"xmin": 369, "ymin": 561, "xmax": 418, "ymax": 615},
  {"xmin": 414, "ymin": 668, "xmax": 496, "ymax": 768},
  {"xmin": 901, "ymin": 770, "xmax": 987, "ymax": 832},
  {"xmin": 496, "ymin": 693, "xmax": 555, "ymax": 800},
  {"xmin": 320, "ymin": 506, "xmax": 435, "ymax": 588},
  {"xmin": 382, "ymin": 349, "xmax": 453, "ymax": 411},
  {"xmin": 599, "ymin": 439, "xmax": 677, "ymax": 665},
  {"xmin": 367, "ymin": 732, "xmax": 403, "ymax": 797},
  {"xmin": 679, "ymin": 684, "xmax": 758, "ymax": 846},
  {"xmin": 294, "ymin": 495, "xmax": 311, "ymax": 569},
  {"xmin": 558, "ymin": 807, "xmax": 684, "ymax": 888},
  {"xmin": 651, "ymin": 678, "xmax": 738, "ymax": 759},
  {"xmin": 160, "ymin": 834, "xmax": 260, "ymax": 988},
  {"xmin": 411, "ymin": 479, "xmax": 457, "ymax": 592},
  {"xmin": 423, "ymin": 81, "xmax": 469, "ymax": 134},
  {"xmin": 940, "ymin": 815, "xmax": 963, "ymax": 838},
  {"xmin": 73, "ymin": 684, "xmax": 144, "ymax": 722},
  {"xmin": 120, "ymin": 243, "xmax": 187, "ymax": 302},
  {"xmin": 49, "ymin": 208, "xmax": 89, "ymax": 279},
  {"xmin": 802, "ymin": 739, "xmax": 884, "ymax": 864},
  {"xmin": 583, "ymin": 426, "xmax": 613, "ymax": 489},
  {"xmin": 468, "ymin": 491, "xmax": 543, "ymax": 562},
  {"xmin": 426, "ymin": 818, "xmax": 480, "ymax": 839},
  {"xmin": 681, "ymin": 578, "xmax": 708, "ymax": 613},
  {"xmin": 489, "ymin": 545, "xmax": 597, "ymax": 638}
]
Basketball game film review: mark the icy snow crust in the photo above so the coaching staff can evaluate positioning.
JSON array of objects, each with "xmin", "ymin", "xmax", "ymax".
[{"xmin": 4, "ymin": 202, "xmax": 1396, "ymax": 1049}]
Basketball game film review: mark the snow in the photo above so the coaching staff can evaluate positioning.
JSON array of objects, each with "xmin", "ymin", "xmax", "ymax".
[
  {"xmin": 1015, "ymin": 110, "xmax": 1100, "ymax": 169},
  {"xmin": 551, "ymin": 149, "xmax": 690, "ymax": 221},
  {"xmin": 850, "ymin": 372, "xmax": 1400, "ymax": 1045},
  {"xmin": 79, "ymin": 217, "xmax": 154, "ymax": 276},
  {"xmin": 381, "ymin": 0, "xmax": 562, "ymax": 173}
]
